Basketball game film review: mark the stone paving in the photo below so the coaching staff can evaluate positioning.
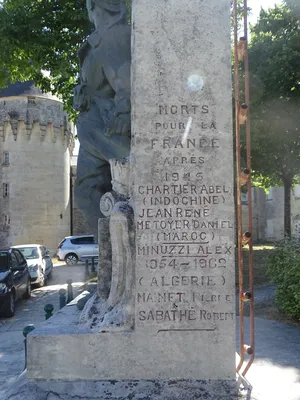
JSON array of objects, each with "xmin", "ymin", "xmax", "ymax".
[{"xmin": 0, "ymin": 262, "xmax": 87, "ymax": 398}]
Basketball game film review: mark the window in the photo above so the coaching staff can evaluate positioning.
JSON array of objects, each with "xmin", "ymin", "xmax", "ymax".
[
  {"xmin": 3, "ymin": 214, "xmax": 10, "ymax": 226},
  {"xmin": 3, "ymin": 152, "xmax": 9, "ymax": 165},
  {"xmin": 267, "ymin": 220, "xmax": 274, "ymax": 237},
  {"xmin": 13, "ymin": 249, "xmax": 25, "ymax": 265},
  {"xmin": 294, "ymin": 186, "xmax": 300, "ymax": 199},
  {"xmin": 0, "ymin": 251, "xmax": 9, "ymax": 272},
  {"xmin": 266, "ymin": 187, "xmax": 273, "ymax": 200},
  {"xmin": 3, "ymin": 183, "xmax": 9, "ymax": 197},
  {"xmin": 27, "ymin": 97, "xmax": 36, "ymax": 106},
  {"xmin": 71, "ymin": 236, "xmax": 94, "ymax": 245},
  {"xmin": 241, "ymin": 192, "xmax": 248, "ymax": 205},
  {"xmin": 41, "ymin": 246, "xmax": 49, "ymax": 257},
  {"xmin": 18, "ymin": 247, "xmax": 39, "ymax": 259},
  {"xmin": 10, "ymin": 252, "xmax": 18, "ymax": 269}
]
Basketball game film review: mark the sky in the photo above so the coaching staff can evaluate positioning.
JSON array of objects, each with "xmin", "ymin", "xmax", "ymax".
[{"xmin": 248, "ymin": 0, "xmax": 280, "ymax": 23}]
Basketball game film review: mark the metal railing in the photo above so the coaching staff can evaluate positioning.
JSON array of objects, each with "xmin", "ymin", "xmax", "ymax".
[{"xmin": 233, "ymin": 0, "xmax": 255, "ymax": 378}]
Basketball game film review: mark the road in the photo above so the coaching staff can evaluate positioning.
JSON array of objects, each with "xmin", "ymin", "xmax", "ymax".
[{"xmin": 0, "ymin": 262, "xmax": 87, "ymax": 397}]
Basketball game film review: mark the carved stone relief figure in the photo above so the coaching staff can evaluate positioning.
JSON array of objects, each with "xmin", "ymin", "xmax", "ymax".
[
  {"xmin": 74, "ymin": 1, "xmax": 134, "ymax": 332},
  {"xmin": 74, "ymin": 0, "xmax": 131, "ymax": 238}
]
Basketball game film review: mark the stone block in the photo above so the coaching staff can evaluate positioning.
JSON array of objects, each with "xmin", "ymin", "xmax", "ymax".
[
  {"xmin": 27, "ymin": 304, "xmax": 237, "ymax": 384},
  {"xmin": 130, "ymin": 0, "xmax": 235, "ymax": 380}
]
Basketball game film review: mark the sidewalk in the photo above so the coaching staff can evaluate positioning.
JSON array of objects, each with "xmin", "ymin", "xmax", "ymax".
[
  {"xmin": 0, "ymin": 263, "xmax": 87, "ymax": 398},
  {"xmin": 239, "ymin": 317, "xmax": 300, "ymax": 400}
]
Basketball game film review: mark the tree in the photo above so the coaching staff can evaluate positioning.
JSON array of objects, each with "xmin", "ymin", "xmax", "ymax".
[
  {"xmin": 0, "ymin": 0, "xmax": 243, "ymax": 119},
  {"xmin": 247, "ymin": 4, "xmax": 300, "ymax": 236},
  {"xmin": 0, "ymin": 0, "xmax": 90, "ymax": 118},
  {"xmin": 0, "ymin": 0, "xmax": 131, "ymax": 119},
  {"xmin": 285, "ymin": 0, "xmax": 300, "ymax": 18}
]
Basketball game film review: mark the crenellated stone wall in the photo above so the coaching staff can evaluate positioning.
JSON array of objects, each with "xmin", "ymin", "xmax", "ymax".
[
  {"xmin": 0, "ymin": 95, "xmax": 74, "ymax": 253},
  {"xmin": 71, "ymin": 164, "xmax": 90, "ymax": 236}
]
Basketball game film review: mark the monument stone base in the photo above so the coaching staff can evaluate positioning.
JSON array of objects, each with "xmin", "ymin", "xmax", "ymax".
[
  {"xmin": 26, "ymin": 302, "xmax": 236, "ymax": 382},
  {"xmin": 2, "ymin": 375, "xmax": 241, "ymax": 400},
  {"xmin": 0, "ymin": 298, "xmax": 251, "ymax": 400},
  {"xmin": 3, "ymin": 301, "xmax": 242, "ymax": 400}
]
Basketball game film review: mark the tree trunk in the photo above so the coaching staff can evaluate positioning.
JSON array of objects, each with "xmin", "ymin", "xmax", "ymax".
[{"xmin": 283, "ymin": 179, "xmax": 292, "ymax": 237}]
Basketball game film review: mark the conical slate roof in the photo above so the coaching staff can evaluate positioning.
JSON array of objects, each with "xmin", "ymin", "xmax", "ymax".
[{"xmin": 0, "ymin": 81, "xmax": 57, "ymax": 100}]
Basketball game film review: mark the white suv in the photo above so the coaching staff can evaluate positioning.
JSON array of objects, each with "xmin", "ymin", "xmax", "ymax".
[{"xmin": 56, "ymin": 235, "xmax": 98, "ymax": 265}]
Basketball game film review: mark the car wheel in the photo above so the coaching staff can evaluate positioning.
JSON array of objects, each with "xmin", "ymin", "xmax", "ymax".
[
  {"xmin": 37, "ymin": 272, "xmax": 45, "ymax": 288},
  {"xmin": 23, "ymin": 280, "xmax": 31, "ymax": 299},
  {"xmin": 2, "ymin": 292, "xmax": 15, "ymax": 318},
  {"xmin": 65, "ymin": 253, "xmax": 78, "ymax": 265}
]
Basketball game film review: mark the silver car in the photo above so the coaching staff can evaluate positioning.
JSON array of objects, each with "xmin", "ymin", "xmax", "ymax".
[
  {"xmin": 12, "ymin": 244, "xmax": 53, "ymax": 287},
  {"xmin": 56, "ymin": 235, "xmax": 98, "ymax": 265}
]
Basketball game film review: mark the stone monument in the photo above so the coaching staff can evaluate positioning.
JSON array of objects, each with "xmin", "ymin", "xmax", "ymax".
[
  {"xmin": 3, "ymin": 0, "xmax": 238, "ymax": 398},
  {"xmin": 130, "ymin": 0, "xmax": 235, "ymax": 379}
]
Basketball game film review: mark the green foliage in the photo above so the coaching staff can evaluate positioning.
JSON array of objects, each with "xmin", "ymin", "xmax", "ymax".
[
  {"xmin": 250, "ymin": 5, "xmax": 300, "ymax": 101},
  {"xmin": 267, "ymin": 237, "xmax": 300, "ymax": 321},
  {"xmin": 0, "ymin": 0, "xmax": 243, "ymax": 120},
  {"xmin": 248, "ymin": 3, "xmax": 300, "ymax": 187},
  {"xmin": 245, "ymin": 4, "xmax": 300, "ymax": 234},
  {"xmin": 0, "ymin": 0, "xmax": 131, "ymax": 119},
  {"xmin": 284, "ymin": 0, "xmax": 300, "ymax": 18},
  {"xmin": 0, "ymin": 0, "xmax": 92, "ymax": 119}
]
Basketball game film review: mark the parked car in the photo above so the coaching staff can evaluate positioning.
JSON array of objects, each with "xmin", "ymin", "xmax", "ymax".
[
  {"xmin": 0, "ymin": 248, "xmax": 31, "ymax": 317},
  {"xmin": 12, "ymin": 244, "xmax": 53, "ymax": 287},
  {"xmin": 56, "ymin": 235, "xmax": 98, "ymax": 265}
]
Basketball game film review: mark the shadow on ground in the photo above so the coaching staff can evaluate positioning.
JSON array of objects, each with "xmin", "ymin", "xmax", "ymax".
[{"xmin": 237, "ymin": 317, "xmax": 300, "ymax": 400}]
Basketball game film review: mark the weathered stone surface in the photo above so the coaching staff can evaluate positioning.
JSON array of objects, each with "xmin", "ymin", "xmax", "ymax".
[
  {"xmin": 2, "ymin": 373, "xmax": 239, "ymax": 400},
  {"xmin": 27, "ymin": 304, "xmax": 235, "ymax": 381},
  {"xmin": 130, "ymin": 0, "xmax": 235, "ymax": 379},
  {"xmin": 109, "ymin": 157, "xmax": 130, "ymax": 197},
  {"xmin": 27, "ymin": 0, "xmax": 235, "ymax": 384},
  {"xmin": 80, "ymin": 158, "xmax": 135, "ymax": 332}
]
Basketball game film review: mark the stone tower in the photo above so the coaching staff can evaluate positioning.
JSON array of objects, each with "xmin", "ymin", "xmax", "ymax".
[{"xmin": 0, "ymin": 82, "xmax": 74, "ymax": 253}]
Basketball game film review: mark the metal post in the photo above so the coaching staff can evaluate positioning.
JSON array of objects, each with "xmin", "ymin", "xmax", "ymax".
[
  {"xmin": 233, "ymin": 0, "xmax": 255, "ymax": 377},
  {"xmin": 59, "ymin": 288, "xmax": 67, "ymax": 309},
  {"xmin": 85, "ymin": 259, "xmax": 89, "ymax": 276},
  {"xmin": 67, "ymin": 279, "xmax": 73, "ymax": 303},
  {"xmin": 233, "ymin": 0, "xmax": 245, "ymax": 373},
  {"xmin": 91, "ymin": 257, "xmax": 96, "ymax": 273},
  {"xmin": 23, "ymin": 324, "xmax": 35, "ymax": 370},
  {"xmin": 242, "ymin": 0, "xmax": 255, "ymax": 377},
  {"xmin": 44, "ymin": 304, "xmax": 54, "ymax": 320}
]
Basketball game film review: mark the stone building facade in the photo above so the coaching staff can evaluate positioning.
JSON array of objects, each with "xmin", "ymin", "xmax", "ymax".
[
  {"xmin": 0, "ymin": 82, "xmax": 74, "ymax": 253},
  {"xmin": 241, "ymin": 186, "xmax": 266, "ymax": 243},
  {"xmin": 242, "ymin": 185, "xmax": 300, "ymax": 242},
  {"xmin": 70, "ymin": 158, "xmax": 90, "ymax": 236}
]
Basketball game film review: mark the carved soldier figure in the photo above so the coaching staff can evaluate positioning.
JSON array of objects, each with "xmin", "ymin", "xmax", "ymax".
[{"xmin": 74, "ymin": 0, "xmax": 131, "ymax": 237}]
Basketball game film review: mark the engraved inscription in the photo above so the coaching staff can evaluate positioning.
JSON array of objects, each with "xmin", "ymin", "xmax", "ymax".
[
  {"xmin": 158, "ymin": 104, "xmax": 209, "ymax": 114},
  {"xmin": 138, "ymin": 310, "xmax": 235, "ymax": 322},
  {"xmin": 135, "ymin": 100, "xmax": 234, "ymax": 330}
]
